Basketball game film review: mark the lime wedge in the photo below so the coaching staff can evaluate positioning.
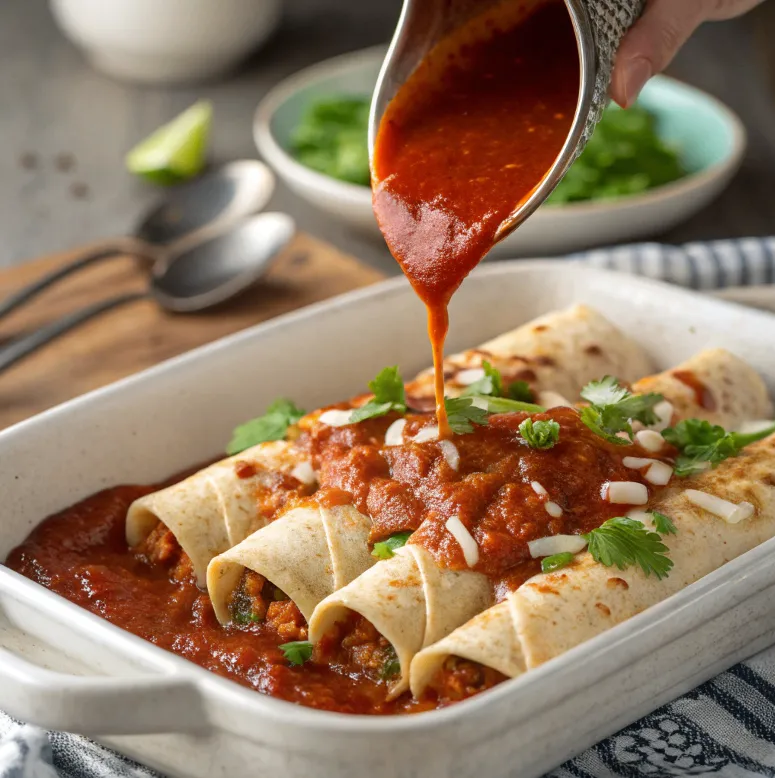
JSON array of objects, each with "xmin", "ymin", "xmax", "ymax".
[{"xmin": 126, "ymin": 100, "xmax": 213, "ymax": 185}]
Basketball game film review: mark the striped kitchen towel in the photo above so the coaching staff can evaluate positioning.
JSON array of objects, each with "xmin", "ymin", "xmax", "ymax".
[{"xmin": 2, "ymin": 235, "xmax": 775, "ymax": 778}]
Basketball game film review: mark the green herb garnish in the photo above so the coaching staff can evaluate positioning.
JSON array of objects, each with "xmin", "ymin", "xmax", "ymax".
[
  {"xmin": 579, "ymin": 376, "xmax": 663, "ymax": 446},
  {"xmin": 289, "ymin": 96, "xmax": 370, "ymax": 186},
  {"xmin": 349, "ymin": 366, "xmax": 407, "ymax": 423},
  {"xmin": 379, "ymin": 645, "xmax": 401, "ymax": 680},
  {"xmin": 280, "ymin": 640, "xmax": 314, "ymax": 666},
  {"xmin": 541, "ymin": 552, "xmax": 575, "ymax": 573},
  {"xmin": 227, "ymin": 398, "xmax": 305, "ymax": 455},
  {"xmin": 444, "ymin": 396, "xmax": 490, "ymax": 434},
  {"xmin": 508, "ymin": 381, "xmax": 535, "ymax": 403},
  {"xmin": 372, "ymin": 531, "xmax": 412, "ymax": 560},
  {"xmin": 662, "ymin": 419, "xmax": 775, "ymax": 477},
  {"xmin": 582, "ymin": 517, "xmax": 673, "ymax": 579},
  {"xmin": 547, "ymin": 104, "xmax": 686, "ymax": 205},
  {"xmin": 461, "ymin": 361, "xmax": 503, "ymax": 398},
  {"xmin": 519, "ymin": 418, "xmax": 560, "ymax": 449},
  {"xmin": 471, "ymin": 395, "xmax": 546, "ymax": 415},
  {"xmin": 650, "ymin": 511, "xmax": 677, "ymax": 536}
]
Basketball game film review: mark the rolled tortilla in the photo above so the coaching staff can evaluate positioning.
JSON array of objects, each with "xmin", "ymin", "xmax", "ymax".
[
  {"xmin": 207, "ymin": 503, "xmax": 374, "ymax": 623},
  {"xmin": 632, "ymin": 347, "xmax": 772, "ymax": 430},
  {"xmin": 126, "ymin": 440, "xmax": 310, "ymax": 587},
  {"xmin": 308, "ymin": 544, "xmax": 491, "ymax": 696},
  {"xmin": 410, "ymin": 434, "xmax": 775, "ymax": 697},
  {"xmin": 405, "ymin": 304, "xmax": 654, "ymax": 409}
]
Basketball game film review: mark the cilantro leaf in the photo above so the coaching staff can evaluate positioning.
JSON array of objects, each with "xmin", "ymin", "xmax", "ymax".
[
  {"xmin": 582, "ymin": 517, "xmax": 673, "ymax": 579},
  {"xmin": 379, "ymin": 645, "xmax": 401, "ymax": 680},
  {"xmin": 227, "ymin": 398, "xmax": 305, "ymax": 455},
  {"xmin": 349, "ymin": 366, "xmax": 407, "ymax": 423},
  {"xmin": 444, "ymin": 396, "xmax": 490, "ymax": 434},
  {"xmin": 279, "ymin": 640, "xmax": 314, "ymax": 666},
  {"xmin": 541, "ymin": 552, "xmax": 574, "ymax": 573},
  {"xmin": 579, "ymin": 376, "xmax": 663, "ymax": 445},
  {"xmin": 508, "ymin": 380, "xmax": 535, "ymax": 403},
  {"xmin": 663, "ymin": 419, "xmax": 775, "ymax": 477},
  {"xmin": 580, "ymin": 375, "xmax": 630, "ymax": 406},
  {"xmin": 461, "ymin": 361, "xmax": 503, "ymax": 398},
  {"xmin": 650, "ymin": 511, "xmax": 677, "ymax": 536},
  {"xmin": 372, "ymin": 531, "xmax": 412, "ymax": 560},
  {"xmin": 519, "ymin": 418, "xmax": 560, "ymax": 449}
]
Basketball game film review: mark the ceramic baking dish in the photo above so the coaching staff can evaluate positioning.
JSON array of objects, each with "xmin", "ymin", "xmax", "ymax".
[{"xmin": 2, "ymin": 262, "xmax": 775, "ymax": 778}]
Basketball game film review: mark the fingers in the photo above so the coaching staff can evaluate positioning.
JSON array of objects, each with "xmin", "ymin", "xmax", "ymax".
[{"xmin": 611, "ymin": 0, "xmax": 706, "ymax": 108}]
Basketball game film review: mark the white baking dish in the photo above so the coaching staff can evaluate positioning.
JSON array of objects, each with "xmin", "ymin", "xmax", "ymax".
[{"xmin": 2, "ymin": 262, "xmax": 775, "ymax": 778}]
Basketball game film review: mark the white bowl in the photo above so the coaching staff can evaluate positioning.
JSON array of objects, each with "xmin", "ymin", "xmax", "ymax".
[
  {"xmin": 50, "ymin": 0, "xmax": 281, "ymax": 85},
  {"xmin": 254, "ymin": 47, "xmax": 747, "ymax": 257}
]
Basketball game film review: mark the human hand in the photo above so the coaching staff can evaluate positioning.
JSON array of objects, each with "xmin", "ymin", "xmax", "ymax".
[{"xmin": 611, "ymin": 0, "xmax": 765, "ymax": 108}]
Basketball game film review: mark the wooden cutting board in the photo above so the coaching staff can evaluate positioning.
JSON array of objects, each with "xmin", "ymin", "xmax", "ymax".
[{"xmin": 0, "ymin": 234, "xmax": 385, "ymax": 430}]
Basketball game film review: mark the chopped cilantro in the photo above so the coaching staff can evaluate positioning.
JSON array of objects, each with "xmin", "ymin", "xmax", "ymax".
[
  {"xmin": 472, "ymin": 396, "xmax": 546, "ymax": 415},
  {"xmin": 233, "ymin": 611, "xmax": 262, "ymax": 625},
  {"xmin": 541, "ymin": 552, "xmax": 575, "ymax": 573},
  {"xmin": 650, "ymin": 511, "xmax": 677, "ymax": 536},
  {"xmin": 579, "ymin": 376, "xmax": 663, "ymax": 446},
  {"xmin": 508, "ymin": 380, "xmax": 535, "ymax": 403},
  {"xmin": 227, "ymin": 398, "xmax": 305, "ymax": 455},
  {"xmin": 372, "ymin": 531, "xmax": 412, "ymax": 560},
  {"xmin": 662, "ymin": 419, "xmax": 775, "ymax": 477},
  {"xmin": 280, "ymin": 640, "xmax": 314, "ymax": 666},
  {"xmin": 582, "ymin": 517, "xmax": 673, "ymax": 579},
  {"xmin": 519, "ymin": 418, "xmax": 560, "ymax": 449},
  {"xmin": 461, "ymin": 361, "xmax": 503, "ymax": 398},
  {"xmin": 444, "ymin": 396, "xmax": 490, "ymax": 434},
  {"xmin": 349, "ymin": 366, "xmax": 407, "ymax": 423},
  {"xmin": 379, "ymin": 645, "xmax": 401, "ymax": 680}
]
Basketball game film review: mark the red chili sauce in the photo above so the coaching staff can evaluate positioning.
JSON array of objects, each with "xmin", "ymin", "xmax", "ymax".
[{"xmin": 372, "ymin": 1, "xmax": 579, "ymax": 434}]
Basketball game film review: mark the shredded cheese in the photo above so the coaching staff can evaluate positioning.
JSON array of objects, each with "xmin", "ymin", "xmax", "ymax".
[
  {"xmin": 635, "ymin": 429, "xmax": 665, "ymax": 453},
  {"xmin": 455, "ymin": 367, "xmax": 485, "ymax": 386},
  {"xmin": 650, "ymin": 400, "xmax": 674, "ymax": 432},
  {"xmin": 645, "ymin": 461, "xmax": 673, "ymax": 486},
  {"xmin": 290, "ymin": 461, "xmax": 316, "ymax": 485},
  {"xmin": 438, "ymin": 439, "xmax": 460, "ymax": 471},
  {"xmin": 384, "ymin": 418, "xmax": 406, "ymax": 447},
  {"xmin": 413, "ymin": 425, "xmax": 440, "ymax": 443},
  {"xmin": 605, "ymin": 481, "xmax": 649, "ymax": 505},
  {"xmin": 685, "ymin": 489, "xmax": 755, "ymax": 524},
  {"xmin": 528, "ymin": 534, "xmax": 586, "ymax": 559},
  {"xmin": 545, "ymin": 501, "xmax": 563, "ymax": 518},
  {"xmin": 623, "ymin": 456, "xmax": 656, "ymax": 469},
  {"xmin": 538, "ymin": 390, "xmax": 572, "ymax": 409},
  {"xmin": 318, "ymin": 409, "xmax": 354, "ymax": 427},
  {"xmin": 531, "ymin": 481, "xmax": 548, "ymax": 497},
  {"xmin": 445, "ymin": 515, "xmax": 480, "ymax": 567}
]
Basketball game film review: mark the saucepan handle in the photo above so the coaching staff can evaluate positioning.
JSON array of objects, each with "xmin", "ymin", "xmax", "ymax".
[{"xmin": 0, "ymin": 647, "xmax": 208, "ymax": 735}]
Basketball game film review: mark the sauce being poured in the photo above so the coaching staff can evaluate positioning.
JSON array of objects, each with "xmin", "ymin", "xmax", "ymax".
[{"xmin": 372, "ymin": 0, "xmax": 579, "ymax": 435}]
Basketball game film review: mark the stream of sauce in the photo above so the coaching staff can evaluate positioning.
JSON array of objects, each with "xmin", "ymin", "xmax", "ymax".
[{"xmin": 372, "ymin": 0, "xmax": 580, "ymax": 434}]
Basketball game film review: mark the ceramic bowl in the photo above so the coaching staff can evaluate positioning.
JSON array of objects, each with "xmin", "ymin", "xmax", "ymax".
[
  {"xmin": 50, "ymin": 0, "xmax": 282, "ymax": 85},
  {"xmin": 253, "ymin": 47, "xmax": 747, "ymax": 256}
]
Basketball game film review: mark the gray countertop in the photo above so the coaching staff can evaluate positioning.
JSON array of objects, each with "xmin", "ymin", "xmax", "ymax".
[{"xmin": 2, "ymin": 0, "xmax": 775, "ymax": 275}]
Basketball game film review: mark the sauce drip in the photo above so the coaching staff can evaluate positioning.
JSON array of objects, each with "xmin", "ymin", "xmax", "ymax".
[
  {"xmin": 372, "ymin": 1, "xmax": 579, "ymax": 435},
  {"xmin": 672, "ymin": 369, "xmax": 717, "ymax": 411}
]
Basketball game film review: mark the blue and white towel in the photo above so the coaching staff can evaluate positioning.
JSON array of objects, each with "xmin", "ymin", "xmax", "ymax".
[{"xmin": 3, "ymin": 236, "xmax": 775, "ymax": 778}]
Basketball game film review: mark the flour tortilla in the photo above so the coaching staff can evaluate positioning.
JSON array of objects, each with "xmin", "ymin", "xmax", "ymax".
[
  {"xmin": 308, "ymin": 544, "xmax": 491, "ymax": 697},
  {"xmin": 126, "ymin": 441, "xmax": 310, "ymax": 587},
  {"xmin": 632, "ymin": 347, "xmax": 772, "ymax": 429},
  {"xmin": 405, "ymin": 304, "xmax": 654, "ymax": 410},
  {"xmin": 207, "ymin": 503, "xmax": 374, "ymax": 623},
  {"xmin": 410, "ymin": 434, "xmax": 775, "ymax": 697}
]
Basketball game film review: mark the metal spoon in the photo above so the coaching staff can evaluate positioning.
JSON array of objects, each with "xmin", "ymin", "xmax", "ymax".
[
  {"xmin": 0, "ymin": 160, "xmax": 275, "ymax": 321},
  {"xmin": 368, "ymin": 0, "xmax": 597, "ymax": 245},
  {"xmin": 0, "ymin": 212, "xmax": 295, "ymax": 373}
]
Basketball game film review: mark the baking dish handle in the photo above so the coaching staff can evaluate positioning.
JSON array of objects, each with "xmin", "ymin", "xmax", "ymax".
[{"xmin": 0, "ymin": 648, "xmax": 208, "ymax": 735}]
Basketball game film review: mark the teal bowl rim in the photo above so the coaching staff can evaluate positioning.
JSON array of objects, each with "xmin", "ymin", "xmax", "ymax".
[{"xmin": 254, "ymin": 47, "xmax": 747, "ymax": 216}]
